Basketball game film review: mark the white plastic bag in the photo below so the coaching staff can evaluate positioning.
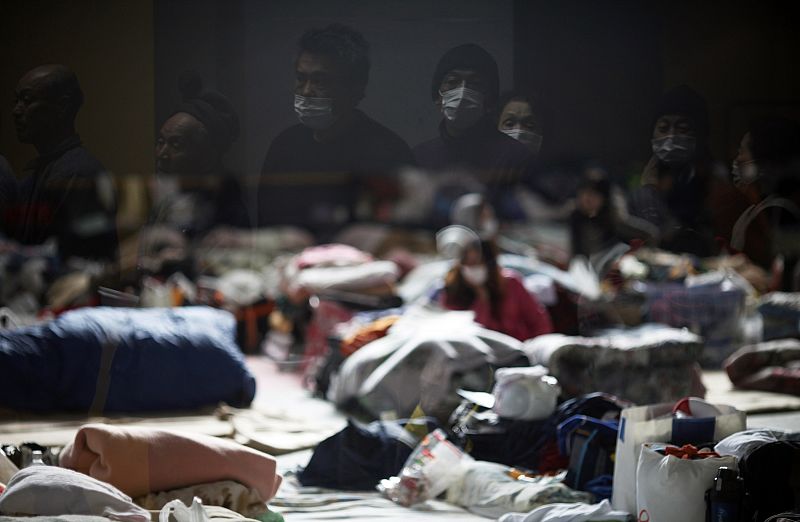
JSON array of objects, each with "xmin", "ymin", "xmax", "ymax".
[
  {"xmin": 636, "ymin": 443, "xmax": 737, "ymax": 522},
  {"xmin": 159, "ymin": 497, "xmax": 210, "ymax": 522},
  {"xmin": 377, "ymin": 429, "xmax": 472, "ymax": 506},
  {"xmin": 492, "ymin": 366, "xmax": 560, "ymax": 420},
  {"xmin": 611, "ymin": 401, "xmax": 746, "ymax": 514}
]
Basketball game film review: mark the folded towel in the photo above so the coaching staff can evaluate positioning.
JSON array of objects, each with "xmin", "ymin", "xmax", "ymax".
[{"xmin": 59, "ymin": 424, "xmax": 282, "ymax": 501}]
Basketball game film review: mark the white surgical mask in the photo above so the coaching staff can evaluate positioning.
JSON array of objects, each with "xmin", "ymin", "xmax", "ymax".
[
  {"xmin": 732, "ymin": 160, "xmax": 760, "ymax": 187},
  {"xmin": 440, "ymin": 86, "xmax": 485, "ymax": 131},
  {"xmin": 294, "ymin": 94, "xmax": 337, "ymax": 130},
  {"xmin": 501, "ymin": 128, "xmax": 543, "ymax": 154},
  {"xmin": 651, "ymin": 134, "xmax": 696, "ymax": 164},
  {"xmin": 461, "ymin": 264, "xmax": 488, "ymax": 286}
]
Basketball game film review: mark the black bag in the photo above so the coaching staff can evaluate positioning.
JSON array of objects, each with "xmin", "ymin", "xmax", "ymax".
[
  {"xmin": 449, "ymin": 391, "xmax": 630, "ymax": 473},
  {"xmin": 740, "ymin": 438, "xmax": 800, "ymax": 521},
  {"xmin": 298, "ymin": 418, "xmax": 437, "ymax": 490}
]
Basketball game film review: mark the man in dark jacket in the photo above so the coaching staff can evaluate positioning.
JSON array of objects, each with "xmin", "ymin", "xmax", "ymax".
[
  {"xmin": 9, "ymin": 64, "xmax": 117, "ymax": 261},
  {"xmin": 258, "ymin": 24, "xmax": 415, "ymax": 240}
]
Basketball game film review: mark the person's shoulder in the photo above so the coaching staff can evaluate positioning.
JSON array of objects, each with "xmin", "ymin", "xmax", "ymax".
[
  {"xmin": 500, "ymin": 267, "xmax": 525, "ymax": 283},
  {"xmin": 412, "ymin": 135, "xmax": 445, "ymax": 165},
  {"xmin": 354, "ymin": 112, "xmax": 412, "ymax": 150},
  {"xmin": 351, "ymin": 111, "xmax": 415, "ymax": 166},
  {"xmin": 52, "ymin": 145, "xmax": 107, "ymax": 179},
  {"xmin": 413, "ymin": 135, "xmax": 443, "ymax": 153},
  {"xmin": 500, "ymin": 269, "xmax": 537, "ymax": 300},
  {"xmin": 262, "ymin": 123, "xmax": 315, "ymax": 173}
]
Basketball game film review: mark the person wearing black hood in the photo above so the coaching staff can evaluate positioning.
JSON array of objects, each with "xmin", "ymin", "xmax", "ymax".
[
  {"xmin": 629, "ymin": 85, "xmax": 721, "ymax": 257},
  {"xmin": 153, "ymin": 72, "xmax": 248, "ymax": 235},
  {"xmin": 413, "ymin": 43, "xmax": 537, "ymax": 228}
]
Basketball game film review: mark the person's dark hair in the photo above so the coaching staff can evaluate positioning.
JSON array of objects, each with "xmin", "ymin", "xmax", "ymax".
[
  {"xmin": 497, "ymin": 91, "xmax": 540, "ymax": 123},
  {"xmin": 431, "ymin": 43, "xmax": 500, "ymax": 105},
  {"xmin": 298, "ymin": 23, "xmax": 370, "ymax": 100},
  {"xmin": 41, "ymin": 65, "xmax": 84, "ymax": 123},
  {"xmin": 653, "ymin": 84, "xmax": 709, "ymax": 140},
  {"xmin": 174, "ymin": 71, "xmax": 240, "ymax": 153},
  {"xmin": 443, "ymin": 239, "xmax": 504, "ymax": 319}
]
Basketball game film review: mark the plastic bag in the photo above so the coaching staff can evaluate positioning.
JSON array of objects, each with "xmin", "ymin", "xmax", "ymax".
[
  {"xmin": 611, "ymin": 401, "xmax": 746, "ymax": 514},
  {"xmin": 159, "ymin": 497, "xmax": 210, "ymax": 522},
  {"xmin": 493, "ymin": 366, "xmax": 560, "ymax": 421},
  {"xmin": 447, "ymin": 462, "xmax": 592, "ymax": 519},
  {"xmin": 377, "ymin": 429, "xmax": 472, "ymax": 506},
  {"xmin": 636, "ymin": 443, "xmax": 737, "ymax": 522}
]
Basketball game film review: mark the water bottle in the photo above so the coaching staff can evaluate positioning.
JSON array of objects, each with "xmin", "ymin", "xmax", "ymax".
[
  {"xmin": 706, "ymin": 466, "xmax": 743, "ymax": 522},
  {"xmin": 30, "ymin": 450, "xmax": 46, "ymax": 466}
]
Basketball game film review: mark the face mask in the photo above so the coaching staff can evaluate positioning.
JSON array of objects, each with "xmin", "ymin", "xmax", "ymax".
[
  {"xmin": 461, "ymin": 264, "xmax": 488, "ymax": 286},
  {"xmin": 294, "ymin": 94, "xmax": 337, "ymax": 130},
  {"xmin": 440, "ymin": 86, "xmax": 485, "ymax": 131},
  {"xmin": 651, "ymin": 134, "xmax": 696, "ymax": 164},
  {"xmin": 501, "ymin": 128, "xmax": 543, "ymax": 154},
  {"xmin": 732, "ymin": 160, "xmax": 760, "ymax": 187}
]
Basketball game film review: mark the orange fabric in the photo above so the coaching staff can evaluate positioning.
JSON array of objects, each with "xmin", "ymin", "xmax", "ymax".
[
  {"xmin": 340, "ymin": 315, "xmax": 400, "ymax": 356},
  {"xmin": 662, "ymin": 444, "xmax": 720, "ymax": 460},
  {"xmin": 234, "ymin": 302, "xmax": 275, "ymax": 352},
  {"xmin": 59, "ymin": 424, "xmax": 282, "ymax": 501}
]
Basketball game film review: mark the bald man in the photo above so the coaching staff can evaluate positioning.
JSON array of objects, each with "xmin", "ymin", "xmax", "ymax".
[{"xmin": 9, "ymin": 64, "xmax": 117, "ymax": 261}]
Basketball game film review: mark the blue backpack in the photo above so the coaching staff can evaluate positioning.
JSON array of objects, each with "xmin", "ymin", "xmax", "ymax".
[{"xmin": 557, "ymin": 413, "xmax": 622, "ymax": 500}]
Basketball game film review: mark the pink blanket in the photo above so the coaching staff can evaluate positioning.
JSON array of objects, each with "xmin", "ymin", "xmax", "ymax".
[{"xmin": 59, "ymin": 424, "xmax": 282, "ymax": 501}]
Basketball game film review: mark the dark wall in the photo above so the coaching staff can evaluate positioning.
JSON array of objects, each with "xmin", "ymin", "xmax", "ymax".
[
  {"xmin": 514, "ymin": 0, "xmax": 800, "ymax": 183},
  {"xmin": 0, "ymin": 0, "xmax": 155, "ymax": 179},
  {"xmin": 659, "ymin": 2, "xmax": 800, "ymax": 162},
  {"xmin": 514, "ymin": 0, "xmax": 663, "ymax": 178}
]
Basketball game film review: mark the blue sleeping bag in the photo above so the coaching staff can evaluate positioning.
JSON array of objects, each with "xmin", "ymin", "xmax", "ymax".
[{"xmin": 0, "ymin": 306, "xmax": 256, "ymax": 413}]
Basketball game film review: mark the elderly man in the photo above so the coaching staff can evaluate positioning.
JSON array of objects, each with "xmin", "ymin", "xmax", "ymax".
[
  {"xmin": 153, "ymin": 74, "xmax": 247, "ymax": 234},
  {"xmin": 258, "ymin": 24, "xmax": 415, "ymax": 240},
  {"xmin": 9, "ymin": 64, "xmax": 117, "ymax": 261}
]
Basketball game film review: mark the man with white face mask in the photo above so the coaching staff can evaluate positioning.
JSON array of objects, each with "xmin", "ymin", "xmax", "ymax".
[
  {"xmin": 414, "ymin": 44, "xmax": 538, "ymax": 229},
  {"xmin": 258, "ymin": 24, "xmax": 414, "ymax": 240},
  {"xmin": 628, "ymin": 85, "xmax": 724, "ymax": 257}
]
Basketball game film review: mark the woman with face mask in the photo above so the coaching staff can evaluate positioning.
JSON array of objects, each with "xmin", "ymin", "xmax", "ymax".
[
  {"xmin": 496, "ymin": 92, "xmax": 544, "ymax": 156},
  {"xmin": 439, "ymin": 239, "xmax": 553, "ymax": 341}
]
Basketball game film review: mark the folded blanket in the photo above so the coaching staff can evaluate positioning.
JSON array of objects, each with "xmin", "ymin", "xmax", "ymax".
[
  {"xmin": 524, "ymin": 324, "xmax": 704, "ymax": 404},
  {"xmin": 59, "ymin": 424, "xmax": 282, "ymax": 501},
  {"xmin": 724, "ymin": 338, "xmax": 800, "ymax": 395},
  {"xmin": 0, "ymin": 466, "xmax": 150, "ymax": 521}
]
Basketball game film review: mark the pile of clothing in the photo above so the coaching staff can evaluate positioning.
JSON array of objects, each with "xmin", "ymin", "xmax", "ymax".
[{"xmin": 0, "ymin": 424, "xmax": 283, "ymax": 521}]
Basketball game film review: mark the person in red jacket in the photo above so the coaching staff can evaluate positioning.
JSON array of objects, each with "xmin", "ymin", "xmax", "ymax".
[{"xmin": 440, "ymin": 238, "xmax": 553, "ymax": 341}]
